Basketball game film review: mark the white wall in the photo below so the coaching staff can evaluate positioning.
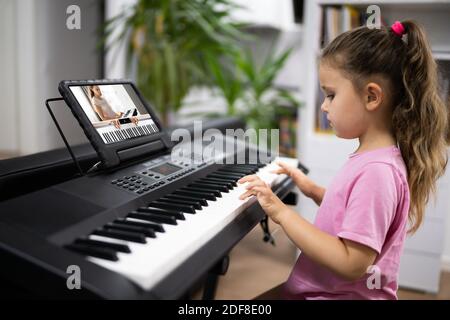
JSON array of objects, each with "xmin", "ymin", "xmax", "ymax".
[
  {"xmin": 0, "ymin": 0, "xmax": 19, "ymax": 153},
  {"xmin": 0, "ymin": 0, "xmax": 103, "ymax": 156},
  {"xmin": 104, "ymin": 0, "xmax": 137, "ymax": 79}
]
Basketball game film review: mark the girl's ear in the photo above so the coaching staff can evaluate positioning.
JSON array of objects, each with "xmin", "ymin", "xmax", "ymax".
[{"xmin": 365, "ymin": 82, "xmax": 383, "ymax": 112}]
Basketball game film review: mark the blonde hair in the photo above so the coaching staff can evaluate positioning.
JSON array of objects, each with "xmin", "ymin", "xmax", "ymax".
[{"xmin": 322, "ymin": 21, "xmax": 448, "ymax": 234}]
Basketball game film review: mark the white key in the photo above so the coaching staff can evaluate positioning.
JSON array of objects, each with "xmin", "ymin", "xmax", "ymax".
[
  {"xmin": 97, "ymin": 119, "xmax": 157, "ymax": 143},
  {"xmin": 87, "ymin": 156, "xmax": 298, "ymax": 290}
]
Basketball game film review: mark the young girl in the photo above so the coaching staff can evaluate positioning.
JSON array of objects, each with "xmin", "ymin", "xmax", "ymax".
[
  {"xmin": 239, "ymin": 20, "xmax": 448, "ymax": 299},
  {"xmin": 89, "ymin": 85, "xmax": 139, "ymax": 129}
]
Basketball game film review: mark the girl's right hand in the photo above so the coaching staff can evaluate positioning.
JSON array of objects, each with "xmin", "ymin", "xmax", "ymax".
[{"xmin": 271, "ymin": 161, "xmax": 318, "ymax": 200}]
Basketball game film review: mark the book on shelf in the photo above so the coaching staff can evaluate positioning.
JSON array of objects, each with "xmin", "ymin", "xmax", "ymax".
[
  {"xmin": 321, "ymin": 5, "xmax": 361, "ymax": 47},
  {"xmin": 320, "ymin": 4, "xmax": 390, "ymax": 48},
  {"xmin": 437, "ymin": 60, "xmax": 450, "ymax": 142},
  {"xmin": 278, "ymin": 108, "xmax": 298, "ymax": 157}
]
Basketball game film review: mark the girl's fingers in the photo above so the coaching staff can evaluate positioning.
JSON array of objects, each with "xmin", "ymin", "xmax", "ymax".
[
  {"xmin": 239, "ymin": 190, "xmax": 256, "ymax": 200},
  {"xmin": 245, "ymin": 180, "xmax": 266, "ymax": 190},
  {"xmin": 276, "ymin": 161, "xmax": 292, "ymax": 170},
  {"xmin": 238, "ymin": 175, "xmax": 258, "ymax": 184},
  {"xmin": 251, "ymin": 186, "xmax": 268, "ymax": 195}
]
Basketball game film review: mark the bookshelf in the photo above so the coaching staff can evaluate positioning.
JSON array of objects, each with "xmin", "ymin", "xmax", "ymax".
[{"xmin": 299, "ymin": 0, "xmax": 450, "ymax": 293}]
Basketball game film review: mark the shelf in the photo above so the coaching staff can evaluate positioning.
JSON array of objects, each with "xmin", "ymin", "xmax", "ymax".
[
  {"xmin": 434, "ymin": 51, "xmax": 450, "ymax": 61},
  {"xmin": 318, "ymin": 0, "xmax": 450, "ymax": 8}
]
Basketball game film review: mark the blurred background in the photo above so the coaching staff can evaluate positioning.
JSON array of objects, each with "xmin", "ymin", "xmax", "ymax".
[{"xmin": 0, "ymin": 0, "xmax": 450, "ymax": 299}]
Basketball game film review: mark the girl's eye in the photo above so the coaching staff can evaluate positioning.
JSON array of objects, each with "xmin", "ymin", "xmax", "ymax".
[{"xmin": 326, "ymin": 94, "xmax": 335, "ymax": 100}]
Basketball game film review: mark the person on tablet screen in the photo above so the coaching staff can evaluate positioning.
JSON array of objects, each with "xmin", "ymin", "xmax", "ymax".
[{"xmin": 88, "ymin": 85, "xmax": 138, "ymax": 129}]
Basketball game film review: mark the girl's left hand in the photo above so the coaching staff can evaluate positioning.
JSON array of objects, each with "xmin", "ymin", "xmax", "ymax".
[
  {"xmin": 238, "ymin": 175, "xmax": 287, "ymax": 224},
  {"xmin": 131, "ymin": 117, "xmax": 139, "ymax": 126}
]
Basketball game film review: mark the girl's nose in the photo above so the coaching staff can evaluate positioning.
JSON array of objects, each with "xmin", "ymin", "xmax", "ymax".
[{"xmin": 321, "ymin": 101, "xmax": 328, "ymax": 113}]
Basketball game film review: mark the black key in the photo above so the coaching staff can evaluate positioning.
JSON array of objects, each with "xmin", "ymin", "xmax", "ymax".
[
  {"xmin": 218, "ymin": 167, "xmax": 258, "ymax": 174},
  {"xmin": 105, "ymin": 222, "xmax": 156, "ymax": 238},
  {"xmin": 158, "ymin": 197, "xmax": 202, "ymax": 210},
  {"xmin": 65, "ymin": 243, "xmax": 118, "ymax": 261},
  {"xmin": 212, "ymin": 171, "xmax": 245, "ymax": 178},
  {"xmin": 166, "ymin": 194, "xmax": 209, "ymax": 206},
  {"xmin": 189, "ymin": 182, "xmax": 229, "ymax": 192},
  {"xmin": 174, "ymin": 190, "xmax": 216, "ymax": 201},
  {"xmin": 74, "ymin": 238, "xmax": 131, "ymax": 253},
  {"xmin": 203, "ymin": 176, "xmax": 237, "ymax": 186},
  {"xmin": 182, "ymin": 187, "xmax": 222, "ymax": 197},
  {"xmin": 200, "ymin": 178, "xmax": 235, "ymax": 188},
  {"xmin": 229, "ymin": 165, "xmax": 261, "ymax": 170},
  {"xmin": 208, "ymin": 173, "xmax": 243, "ymax": 180},
  {"xmin": 128, "ymin": 211, "xmax": 178, "ymax": 225},
  {"xmin": 115, "ymin": 218, "xmax": 165, "ymax": 233},
  {"xmin": 142, "ymin": 204, "xmax": 189, "ymax": 217},
  {"xmin": 93, "ymin": 228, "xmax": 147, "ymax": 244}
]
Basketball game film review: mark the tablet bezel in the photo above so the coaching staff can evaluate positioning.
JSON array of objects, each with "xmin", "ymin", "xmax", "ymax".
[{"xmin": 58, "ymin": 79, "xmax": 171, "ymax": 168}]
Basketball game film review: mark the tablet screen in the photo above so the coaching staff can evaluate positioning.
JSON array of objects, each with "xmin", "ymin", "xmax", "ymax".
[{"xmin": 69, "ymin": 84, "xmax": 160, "ymax": 144}]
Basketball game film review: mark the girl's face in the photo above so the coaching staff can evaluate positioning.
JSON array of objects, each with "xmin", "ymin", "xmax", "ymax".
[
  {"xmin": 319, "ymin": 63, "xmax": 368, "ymax": 139},
  {"xmin": 92, "ymin": 86, "xmax": 102, "ymax": 97}
]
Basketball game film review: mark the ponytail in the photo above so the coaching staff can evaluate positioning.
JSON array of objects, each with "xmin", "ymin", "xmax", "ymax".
[{"xmin": 392, "ymin": 20, "xmax": 448, "ymax": 233}]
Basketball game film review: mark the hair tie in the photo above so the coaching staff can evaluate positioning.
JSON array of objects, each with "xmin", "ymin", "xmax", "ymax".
[{"xmin": 391, "ymin": 21, "xmax": 406, "ymax": 37}]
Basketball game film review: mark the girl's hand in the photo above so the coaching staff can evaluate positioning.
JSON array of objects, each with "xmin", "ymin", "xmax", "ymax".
[
  {"xmin": 238, "ymin": 175, "xmax": 288, "ymax": 224},
  {"xmin": 271, "ymin": 161, "xmax": 318, "ymax": 201},
  {"xmin": 131, "ymin": 116, "xmax": 139, "ymax": 126},
  {"xmin": 111, "ymin": 119, "xmax": 121, "ymax": 129}
]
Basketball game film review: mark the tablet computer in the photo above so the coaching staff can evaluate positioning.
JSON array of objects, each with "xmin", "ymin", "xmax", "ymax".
[{"xmin": 58, "ymin": 79, "xmax": 172, "ymax": 168}]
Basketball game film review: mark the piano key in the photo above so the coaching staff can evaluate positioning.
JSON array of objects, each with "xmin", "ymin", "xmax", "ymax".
[
  {"xmin": 74, "ymin": 238, "xmax": 131, "ymax": 253},
  {"xmin": 174, "ymin": 190, "xmax": 216, "ymax": 201},
  {"xmin": 105, "ymin": 222, "xmax": 156, "ymax": 238},
  {"xmin": 145, "ymin": 202, "xmax": 193, "ymax": 215},
  {"xmin": 199, "ymin": 178, "xmax": 235, "ymax": 188},
  {"xmin": 115, "ymin": 218, "xmax": 165, "ymax": 233},
  {"xmin": 208, "ymin": 173, "xmax": 243, "ymax": 180},
  {"xmin": 181, "ymin": 187, "xmax": 222, "ymax": 197},
  {"xmin": 202, "ymin": 181, "xmax": 234, "ymax": 190},
  {"xmin": 189, "ymin": 182, "xmax": 229, "ymax": 192},
  {"xmin": 86, "ymin": 156, "xmax": 297, "ymax": 291},
  {"xmin": 203, "ymin": 176, "xmax": 237, "ymax": 186},
  {"xmin": 128, "ymin": 211, "xmax": 178, "ymax": 225},
  {"xmin": 212, "ymin": 170, "xmax": 246, "ymax": 177},
  {"xmin": 93, "ymin": 228, "xmax": 147, "ymax": 244},
  {"xmin": 166, "ymin": 194, "xmax": 209, "ymax": 206},
  {"xmin": 218, "ymin": 167, "xmax": 258, "ymax": 174},
  {"xmin": 158, "ymin": 197, "xmax": 203, "ymax": 210},
  {"xmin": 138, "ymin": 206, "xmax": 186, "ymax": 219},
  {"xmin": 66, "ymin": 243, "xmax": 119, "ymax": 261}
]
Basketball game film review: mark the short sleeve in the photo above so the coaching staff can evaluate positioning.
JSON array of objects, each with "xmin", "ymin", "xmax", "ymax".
[{"xmin": 337, "ymin": 163, "xmax": 399, "ymax": 253}]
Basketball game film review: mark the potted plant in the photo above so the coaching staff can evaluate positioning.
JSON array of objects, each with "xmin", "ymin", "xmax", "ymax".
[
  {"xmin": 103, "ymin": 0, "xmax": 246, "ymax": 126},
  {"xmin": 206, "ymin": 47, "xmax": 300, "ymax": 137}
]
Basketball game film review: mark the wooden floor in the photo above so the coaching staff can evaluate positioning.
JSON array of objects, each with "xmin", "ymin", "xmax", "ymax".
[{"xmin": 195, "ymin": 218, "xmax": 450, "ymax": 300}]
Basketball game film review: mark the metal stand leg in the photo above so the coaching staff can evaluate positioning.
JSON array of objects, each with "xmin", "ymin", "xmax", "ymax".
[{"xmin": 202, "ymin": 255, "xmax": 229, "ymax": 300}]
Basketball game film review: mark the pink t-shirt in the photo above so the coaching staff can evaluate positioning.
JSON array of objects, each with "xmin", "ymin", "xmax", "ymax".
[{"xmin": 283, "ymin": 145, "xmax": 410, "ymax": 300}]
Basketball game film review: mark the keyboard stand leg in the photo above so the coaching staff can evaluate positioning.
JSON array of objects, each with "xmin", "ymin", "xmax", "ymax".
[{"xmin": 202, "ymin": 255, "xmax": 229, "ymax": 300}]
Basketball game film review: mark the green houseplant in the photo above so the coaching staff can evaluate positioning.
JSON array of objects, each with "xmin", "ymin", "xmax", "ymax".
[
  {"xmin": 104, "ymin": 0, "xmax": 246, "ymax": 125},
  {"xmin": 207, "ymin": 47, "xmax": 300, "ymax": 132}
]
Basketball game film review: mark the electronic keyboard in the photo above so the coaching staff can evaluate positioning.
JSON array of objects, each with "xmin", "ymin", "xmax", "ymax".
[{"xmin": 0, "ymin": 137, "xmax": 306, "ymax": 299}]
